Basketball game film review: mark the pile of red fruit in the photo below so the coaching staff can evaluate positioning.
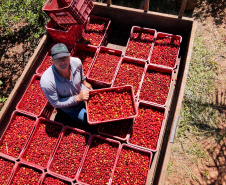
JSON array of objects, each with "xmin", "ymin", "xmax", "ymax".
[
  {"xmin": 42, "ymin": 175, "xmax": 70, "ymax": 185},
  {"xmin": 88, "ymin": 52, "xmax": 121, "ymax": 84},
  {"xmin": 79, "ymin": 18, "xmax": 108, "ymax": 46},
  {"xmin": 11, "ymin": 165, "xmax": 42, "ymax": 184},
  {"xmin": 76, "ymin": 51, "xmax": 95, "ymax": 76},
  {"xmin": 17, "ymin": 77, "xmax": 47, "ymax": 116},
  {"xmin": 139, "ymin": 68, "xmax": 171, "ymax": 105},
  {"xmin": 0, "ymin": 157, "xmax": 15, "ymax": 184},
  {"xmin": 0, "ymin": 112, "xmax": 36, "ymax": 158},
  {"xmin": 87, "ymin": 89, "xmax": 135, "ymax": 123},
  {"xmin": 22, "ymin": 120, "xmax": 62, "ymax": 167},
  {"xmin": 113, "ymin": 61, "xmax": 145, "ymax": 95},
  {"xmin": 78, "ymin": 137, "xmax": 119, "ymax": 184},
  {"xmin": 129, "ymin": 104, "xmax": 164, "ymax": 150},
  {"xmin": 49, "ymin": 128, "xmax": 90, "ymax": 179},
  {"xmin": 111, "ymin": 145, "xmax": 150, "ymax": 185},
  {"xmin": 125, "ymin": 31, "xmax": 155, "ymax": 60},
  {"xmin": 85, "ymin": 19, "xmax": 106, "ymax": 33},
  {"xmin": 150, "ymin": 36, "xmax": 180, "ymax": 68},
  {"xmin": 37, "ymin": 55, "xmax": 52, "ymax": 74}
]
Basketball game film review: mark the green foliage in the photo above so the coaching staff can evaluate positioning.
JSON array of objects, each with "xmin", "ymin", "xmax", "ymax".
[
  {"xmin": 0, "ymin": 0, "xmax": 49, "ymax": 36},
  {"xmin": 0, "ymin": 96, "xmax": 7, "ymax": 103}
]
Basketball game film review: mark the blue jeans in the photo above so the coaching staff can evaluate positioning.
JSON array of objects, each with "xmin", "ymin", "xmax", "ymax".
[{"xmin": 66, "ymin": 103, "xmax": 87, "ymax": 124}]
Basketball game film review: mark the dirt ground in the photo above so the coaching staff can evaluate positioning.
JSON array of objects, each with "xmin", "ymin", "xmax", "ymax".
[{"xmin": 0, "ymin": 0, "xmax": 225, "ymax": 184}]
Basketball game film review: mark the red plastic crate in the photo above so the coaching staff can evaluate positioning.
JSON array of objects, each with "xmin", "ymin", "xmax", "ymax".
[
  {"xmin": 16, "ymin": 74, "xmax": 54, "ymax": 118},
  {"xmin": 86, "ymin": 85, "xmax": 138, "ymax": 125},
  {"xmin": 71, "ymin": 43, "xmax": 98, "ymax": 77},
  {"xmin": 78, "ymin": 15, "xmax": 112, "ymax": 47},
  {"xmin": 47, "ymin": 126, "xmax": 91, "ymax": 181},
  {"xmin": 149, "ymin": 32, "xmax": 182, "ymax": 69},
  {"xmin": 127, "ymin": 101, "xmax": 167, "ymax": 152},
  {"xmin": 19, "ymin": 118, "xmax": 64, "ymax": 170},
  {"xmin": 0, "ymin": 153, "xmax": 17, "ymax": 185},
  {"xmin": 137, "ymin": 64, "xmax": 174, "ymax": 107},
  {"xmin": 97, "ymin": 118, "xmax": 133, "ymax": 142},
  {"xmin": 86, "ymin": 46, "xmax": 122, "ymax": 88},
  {"xmin": 36, "ymin": 44, "xmax": 73, "ymax": 75},
  {"xmin": 40, "ymin": 172, "xmax": 73, "ymax": 185},
  {"xmin": 109, "ymin": 143, "xmax": 152, "ymax": 185},
  {"xmin": 124, "ymin": 26, "xmax": 157, "ymax": 61},
  {"xmin": 112, "ymin": 56, "xmax": 147, "ymax": 97},
  {"xmin": 42, "ymin": 0, "xmax": 94, "ymax": 25},
  {"xmin": 46, "ymin": 19, "xmax": 86, "ymax": 46},
  {"xmin": 76, "ymin": 135, "xmax": 121, "ymax": 185},
  {"xmin": 0, "ymin": 110, "xmax": 37, "ymax": 159},
  {"xmin": 8, "ymin": 161, "xmax": 44, "ymax": 184}
]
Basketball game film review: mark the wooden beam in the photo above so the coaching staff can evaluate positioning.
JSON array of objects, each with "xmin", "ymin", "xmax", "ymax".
[
  {"xmin": 178, "ymin": 0, "xmax": 187, "ymax": 18},
  {"xmin": 144, "ymin": 0, "xmax": 149, "ymax": 12},
  {"xmin": 107, "ymin": 0, "xmax": 111, "ymax": 6}
]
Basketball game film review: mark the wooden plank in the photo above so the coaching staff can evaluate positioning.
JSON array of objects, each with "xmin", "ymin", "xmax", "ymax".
[
  {"xmin": 179, "ymin": 0, "xmax": 188, "ymax": 18},
  {"xmin": 107, "ymin": 0, "xmax": 111, "ymax": 6},
  {"xmin": 91, "ymin": 3, "xmax": 193, "ymax": 52},
  {"xmin": 144, "ymin": 0, "xmax": 150, "ymax": 12}
]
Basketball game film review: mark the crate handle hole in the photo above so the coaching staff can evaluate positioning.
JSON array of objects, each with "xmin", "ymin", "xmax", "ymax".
[{"xmin": 48, "ymin": 0, "xmax": 53, "ymax": 5}]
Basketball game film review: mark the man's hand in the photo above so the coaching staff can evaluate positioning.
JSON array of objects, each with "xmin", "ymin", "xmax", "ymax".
[
  {"xmin": 82, "ymin": 80, "xmax": 93, "ymax": 90},
  {"xmin": 75, "ymin": 90, "xmax": 89, "ymax": 102}
]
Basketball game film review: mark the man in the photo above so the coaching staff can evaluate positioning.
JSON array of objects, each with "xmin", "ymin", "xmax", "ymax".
[{"xmin": 40, "ymin": 43, "xmax": 92, "ymax": 124}]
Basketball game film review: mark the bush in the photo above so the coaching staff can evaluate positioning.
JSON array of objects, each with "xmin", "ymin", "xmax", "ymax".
[{"xmin": 0, "ymin": 0, "xmax": 49, "ymax": 36}]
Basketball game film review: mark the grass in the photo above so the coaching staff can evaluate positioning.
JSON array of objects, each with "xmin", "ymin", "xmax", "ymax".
[
  {"xmin": 177, "ymin": 28, "xmax": 222, "ymax": 138},
  {"xmin": 0, "ymin": 0, "xmax": 48, "ymax": 36},
  {"xmin": 166, "ymin": 7, "xmax": 225, "ymax": 183}
]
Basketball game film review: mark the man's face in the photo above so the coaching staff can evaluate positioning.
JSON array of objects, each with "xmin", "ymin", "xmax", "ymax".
[{"xmin": 52, "ymin": 56, "xmax": 70, "ymax": 71}]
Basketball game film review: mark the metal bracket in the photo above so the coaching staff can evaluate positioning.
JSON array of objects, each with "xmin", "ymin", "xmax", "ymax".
[{"xmin": 170, "ymin": 115, "xmax": 179, "ymax": 143}]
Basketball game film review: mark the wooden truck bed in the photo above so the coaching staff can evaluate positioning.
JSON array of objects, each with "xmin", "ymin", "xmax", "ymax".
[{"xmin": 0, "ymin": 2, "xmax": 196, "ymax": 184}]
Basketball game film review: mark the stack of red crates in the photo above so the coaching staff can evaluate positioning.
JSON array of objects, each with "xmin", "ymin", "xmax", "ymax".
[{"xmin": 42, "ymin": 0, "xmax": 94, "ymax": 46}]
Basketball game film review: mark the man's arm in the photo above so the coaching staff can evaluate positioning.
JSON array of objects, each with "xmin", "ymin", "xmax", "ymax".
[
  {"xmin": 82, "ymin": 79, "xmax": 93, "ymax": 90},
  {"xmin": 40, "ymin": 80, "xmax": 79, "ymax": 108}
]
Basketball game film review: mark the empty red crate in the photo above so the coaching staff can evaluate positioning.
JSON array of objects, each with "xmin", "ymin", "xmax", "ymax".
[
  {"xmin": 137, "ymin": 65, "xmax": 174, "ymax": 106},
  {"xmin": 149, "ymin": 32, "xmax": 182, "ymax": 69},
  {"xmin": 47, "ymin": 126, "xmax": 91, "ymax": 181},
  {"xmin": 19, "ymin": 118, "xmax": 64, "ymax": 169},
  {"xmin": 110, "ymin": 143, "xmax": 152, "ymax": 185},
  {"xmin": 112, "ymin": 56, "xmax": 146, "ymax": 97},
  {"xmin": 36, "ymin": 44, "xmax": 73, "ymax": 75},
  {"xmin": 46, "ymin": 19, "xmax": 86, "ymax": 46},
  {"xmin": 86, "ymin": 85, "xmax": 138, "ymax": 125},
  {"xmin": 98, "ymin": 118, "xmax": 133, "ymax": 141},
  {"xmin": 0, "ymin": 110, "xmax": 36, "ymax": 159},
  {"xmin": 71, "ymin": 43, "xmax": 98, "ymax": 77},
  {"xmin": 86, "ymin": 46, "xmax": 122, "ymax": 88},
  {"xmin": 78, "ymin": 15, "xmax": 111, "ymax": 47},
  {"xmin": 16, "ymin": 74, "xmax": 54, "ymax": 118},
  {"xmin": 124, "ymin": 26, "xmax": 157, "ymax": 61},
  {"xmin": 0, "ymin": 154, "xmax": 16, "ymax": 185},
  {"xmin": 128, "ymin": 102, "xmax": 167, "ymax": 152},
  {"xmin": 42, "ymin": 0, "xmax": 94, "ymax": 25},
  {"xmin": 8, "ymin": 161, "xmax": 44, "ymax": 184},
  {"xmin": 76, "ymin": 135, "xmax": 121, "ymax": 185},
  {"xmin": 40, "ymin": 172, "xmax": 73, "ymax": 185}
]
